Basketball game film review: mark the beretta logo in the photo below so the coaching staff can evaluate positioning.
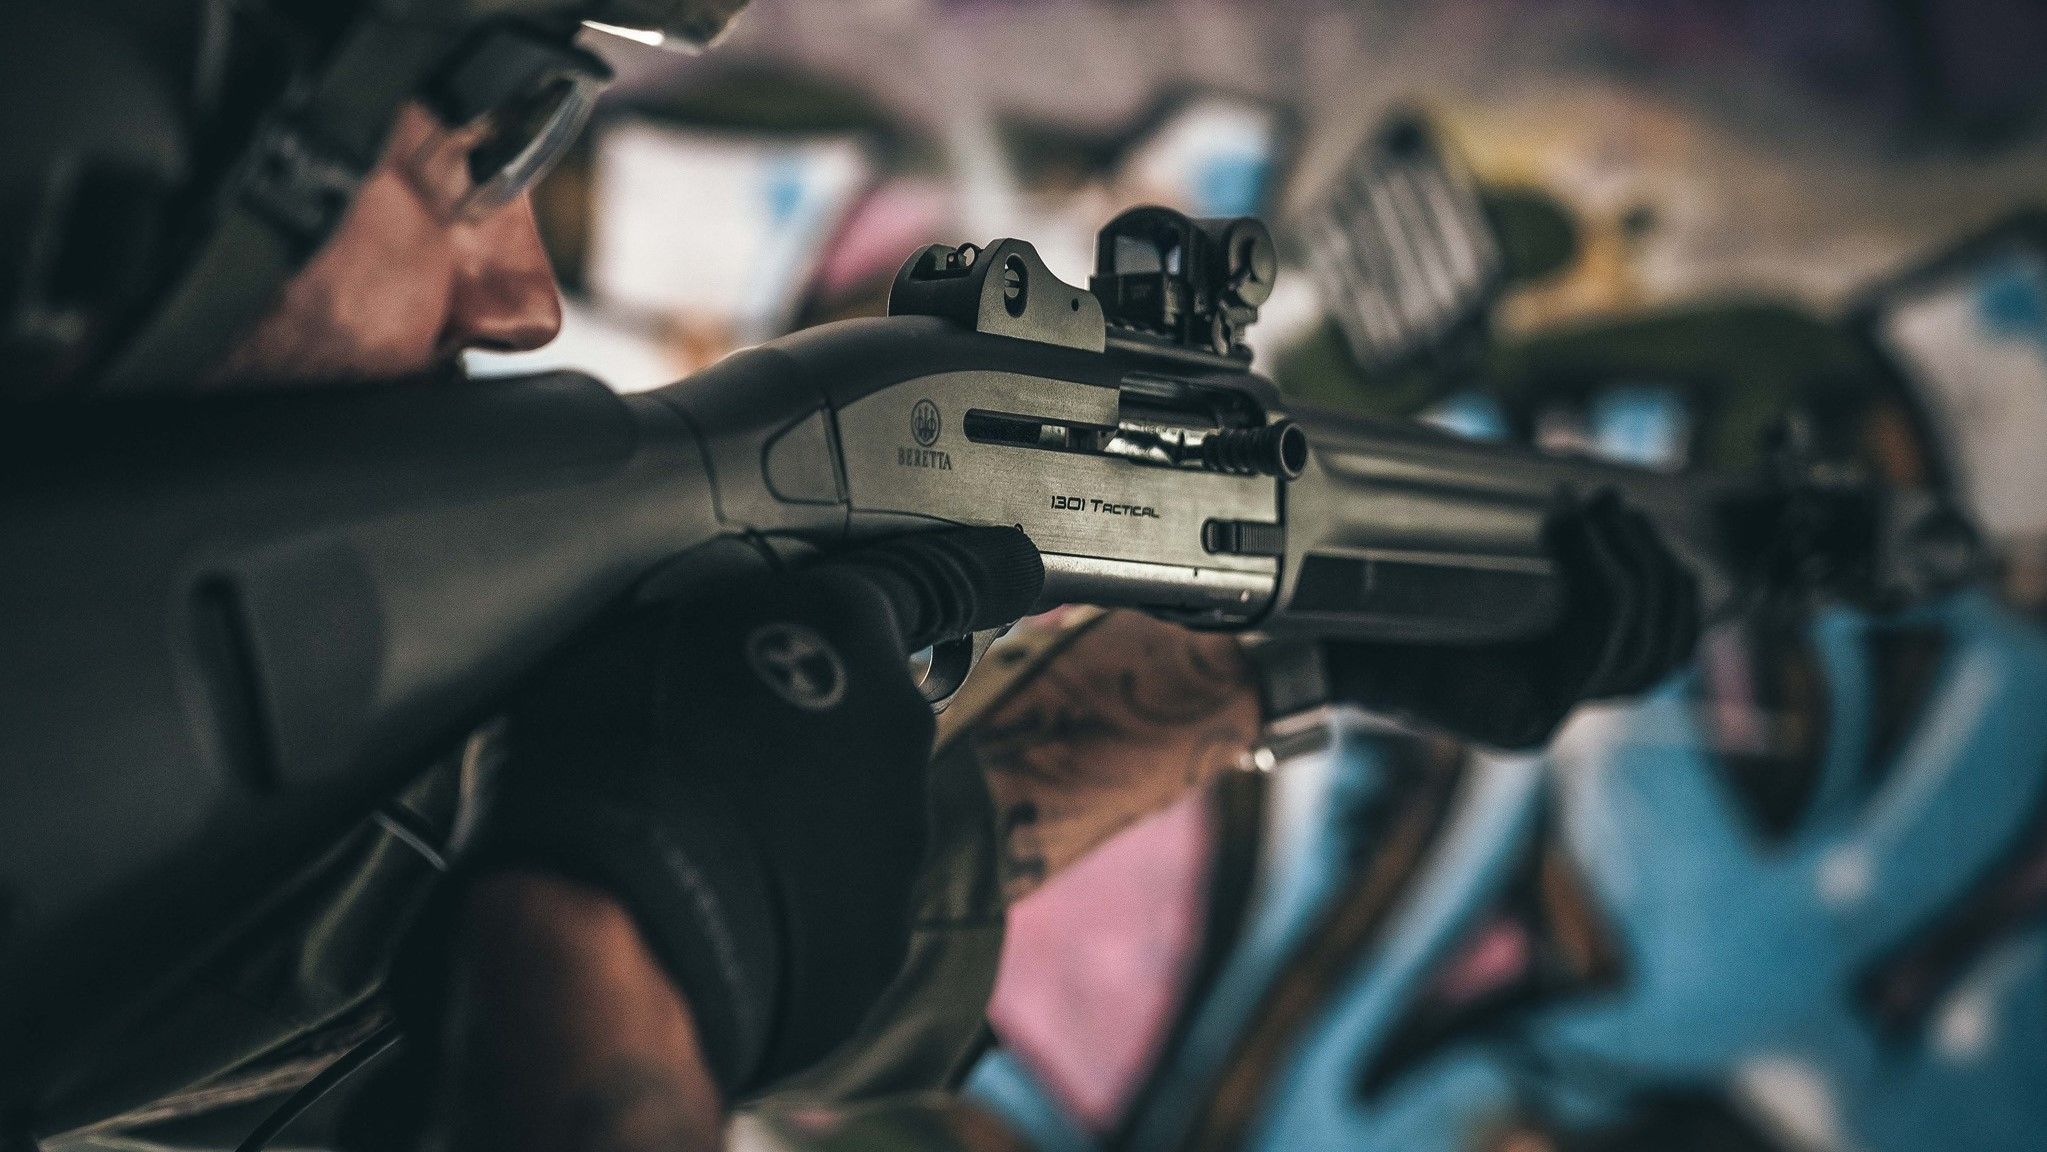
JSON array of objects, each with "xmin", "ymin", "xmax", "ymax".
[
  {"xmin": 900, "ymin": 398, "xmax": 952, "ymax": 471},
  {"xmin": 911, "ymin": 399, "xmax": 941, "ymax": 446}
]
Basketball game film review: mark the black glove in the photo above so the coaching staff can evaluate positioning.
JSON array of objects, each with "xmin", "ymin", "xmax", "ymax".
[
  {"xmin": 1325, "ymin": 490, "xmax": 1701, "ymax": 749},
  {"xmin": 419, "ymin": 526, "xmax": 1042, "ymax": 1098}
]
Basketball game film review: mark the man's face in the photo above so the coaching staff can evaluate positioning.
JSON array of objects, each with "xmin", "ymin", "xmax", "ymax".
[{"xmin": 210, "ymin": 104, "xmax": 564, "ymax": 386}]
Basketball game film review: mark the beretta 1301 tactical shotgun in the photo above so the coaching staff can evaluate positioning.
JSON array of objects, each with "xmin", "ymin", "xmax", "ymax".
[{"xmin": 0, "ymin": 207, "xmax": 1939, "ymax": 1085}]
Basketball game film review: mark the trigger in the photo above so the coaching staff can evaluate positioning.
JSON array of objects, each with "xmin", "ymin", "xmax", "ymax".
[{"xmin": 916, "ymin": 626, "xmax": 1009, "ymax": 711}]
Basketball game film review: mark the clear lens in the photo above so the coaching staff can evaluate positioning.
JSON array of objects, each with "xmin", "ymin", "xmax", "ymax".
[
  {"xmin": 405, "ymin": 68, "xmax": 602, "ymax": 222},
  {"xmin": 580, "ymin": 0, "xmax": 750, "ymax": 50}
]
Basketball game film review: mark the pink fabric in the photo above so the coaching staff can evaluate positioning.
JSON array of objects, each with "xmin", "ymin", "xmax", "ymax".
[
  {"xmin": 810, "ymin": 180, "xmax": 956, "ymax": 301},
  {"xmin": 987, "ymin": 789, "xmax": 1214, "ymax": 1133}
]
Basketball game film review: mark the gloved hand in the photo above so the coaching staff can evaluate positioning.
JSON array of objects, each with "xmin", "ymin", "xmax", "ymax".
[
  {"xmin": 1325, "ymin": 490, "xmax": 1701, "ymax": 749},
  {"xmin": 417, "ymin": 526, "xmax": 1042, "ymax": 1099}
]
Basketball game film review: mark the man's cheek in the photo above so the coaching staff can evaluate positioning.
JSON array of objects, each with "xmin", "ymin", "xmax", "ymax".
[{"xmin": 341, "ymin": 177, "xmax": 461, "ymax": 343}]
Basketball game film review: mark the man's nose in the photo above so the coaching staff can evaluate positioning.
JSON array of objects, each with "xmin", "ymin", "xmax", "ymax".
[{"xmin": 445, "ymin": 193, "xmax": 564, "ymax": 354}]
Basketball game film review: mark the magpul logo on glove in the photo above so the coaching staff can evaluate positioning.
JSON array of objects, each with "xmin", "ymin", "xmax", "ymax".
[{"xmin": 745, "ymin": 623, "xmax": 848, "ymax": 711}]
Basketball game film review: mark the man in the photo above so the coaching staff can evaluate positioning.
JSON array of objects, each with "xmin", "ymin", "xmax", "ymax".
[
  {"xmin": 0, "ymin": 3, "xmax": 1697, "ymax": 1149},
  {"xmin": 206, "ymin": 103, "xmax": 565, "ymax": 385}
]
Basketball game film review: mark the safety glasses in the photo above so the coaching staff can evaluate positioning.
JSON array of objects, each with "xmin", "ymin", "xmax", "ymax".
[{"xmin": 405, "ymin": 27, "xmax": 614, "ymax": 222}]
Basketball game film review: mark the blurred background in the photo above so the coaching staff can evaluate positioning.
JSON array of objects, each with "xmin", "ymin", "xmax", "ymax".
[{"xmin": 489, "ymin": 4, "xmax": 2047, "ymax": 1149}]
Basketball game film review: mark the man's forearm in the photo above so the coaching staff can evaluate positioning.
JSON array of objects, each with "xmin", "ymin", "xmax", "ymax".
[
  {"xmin": 438, "ymin": 872, "xmax": 725, "ymax": 1152},
  {"xmin": 967, "ymin": 612, "xmax": 1261, "ymax": 901}
]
